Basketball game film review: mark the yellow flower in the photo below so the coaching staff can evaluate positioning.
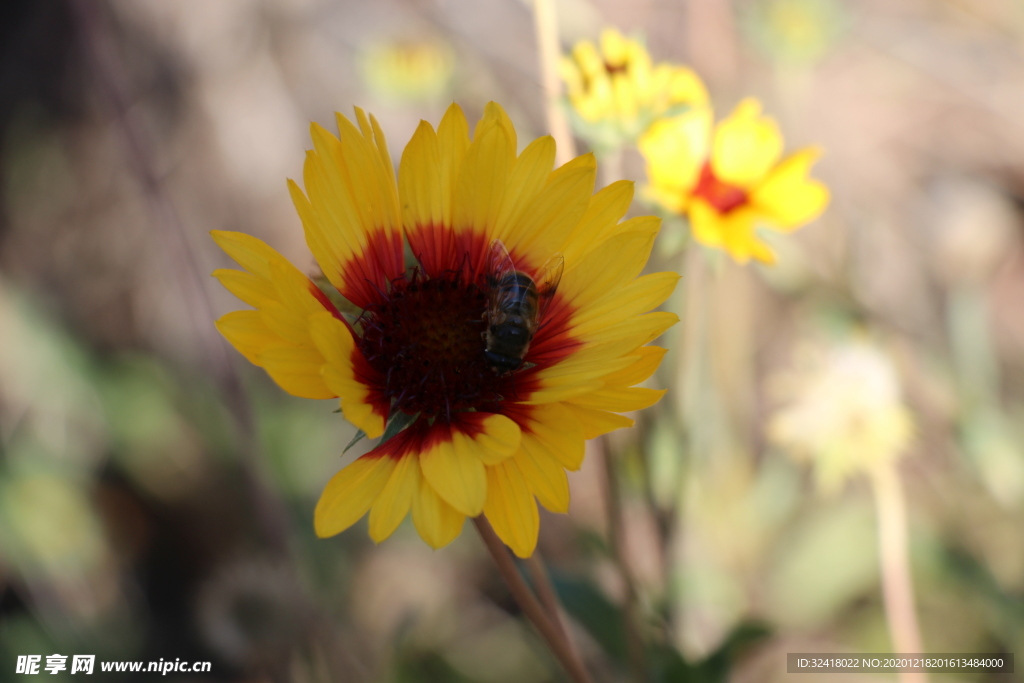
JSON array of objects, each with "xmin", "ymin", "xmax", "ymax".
[
  {"xmin": 640, "ymin": 98, "xmax": 829, "ymax": 264},
  {"xmin": 560, "ymin": 28, "xmax": 707, "ymax": 148},
  {"xmin": 362, "ymin": 37, "xmax": 455, "ymax": 103},
  {"xmin": 767, "ymin": 341, "xmax": 913, "ymax": 491},
  {"xmin": 212, "ymin": 103, "xmax": 677, "ymax": 557}
]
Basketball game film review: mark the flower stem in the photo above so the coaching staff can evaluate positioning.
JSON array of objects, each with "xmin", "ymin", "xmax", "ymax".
[
  {"xmin": 473, "ymin": 517, "xmax": 594, "ymax": 683},
  {"xmin": 531, "ymin": 0, "xmax": 576, "ymax": 165},
  {"xmin": 600, "ymin": 440, "xmax": 648, "ymax": 683},
  {"xmin": 871, "ymin": 463, "xmax": 928, "ymax": 683},
  {"xmin": 525, "ymin": 553, "xmax": 572, "ymax": 647}
]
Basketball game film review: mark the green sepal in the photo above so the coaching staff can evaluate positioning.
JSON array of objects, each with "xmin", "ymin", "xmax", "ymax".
[
  {"xmin": 379, "ymin": 410, "xmax": 420, "ymax": 447},
  {"xmin": 344, "ymin": 410, "xmax": 420, "ymax": 455},
  {"xmin": 343, "ymin": 429, "xmax": 367, "ymax": 453}
]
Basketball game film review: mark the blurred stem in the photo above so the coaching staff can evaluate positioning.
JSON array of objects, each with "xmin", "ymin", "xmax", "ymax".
[
  {"xmin": 871, "ymin": 463, "xmax": 928, "ymax": 683},
  {"xmin": 532, "ymin": 0, "xmax": 576, "ymax": 164},
  {"xmin": 69, "ymin": 0, "xmax": 292, "ymax": 558},
  {"xmin": 947, "ymin": 284, "xmax": 998, "ymax": 410},
  {"xmin": 600, "ymin": 439, "xmax": 648, "ymax": 683},
  {"xmin": 473, "ymin": 517, "xmax": 594, "ymax": 683},
  {"xmin": 600, "ymin": 147, "xmax": 625, "ymax": 185},
  {"xmin": 525, "ymin": 553, "xmax": 573, "ymax": 648},
  {"xmin": 597, "ymin": 153, "xmax": 648, "ymax": 682},
  {"xmin": 72, "ymin": 5, "xmax": 353, "ymax": 680},
  {"xmin": 668, "ymin": 246, "xmax": 709, "ymax": 645}
]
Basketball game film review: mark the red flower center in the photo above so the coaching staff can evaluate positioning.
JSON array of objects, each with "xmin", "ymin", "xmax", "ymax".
[
  {"xmin": 357, "ymin": 267, "xmax": 509, "ymax": 420},
  {"xmin": 604, "ymin": 60, "xmax": 629, "ymax": 76},
  {"xmin": 692, "ymin": 161, "xmax": 748, "ymax": 214}
]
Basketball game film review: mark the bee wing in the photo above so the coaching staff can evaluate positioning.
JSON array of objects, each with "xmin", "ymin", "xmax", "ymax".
[
  {"xmin": 535, "ymin": 253, "xmax": 564, "ymax": 321},
  {"xmin": 488, "ymin": 240, "xmax": 517, "ymax": 283},
  {"xmin": 487, "ymin": 239, "xmax": 519, "ymax": 319}
]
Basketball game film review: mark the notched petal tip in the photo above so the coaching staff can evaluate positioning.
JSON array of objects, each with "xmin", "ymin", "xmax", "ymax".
[{"xmin": 314, "ymin": 455, "xmax": 396, "ymax": 538}]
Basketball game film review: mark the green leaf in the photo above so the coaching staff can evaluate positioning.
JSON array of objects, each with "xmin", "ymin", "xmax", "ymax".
[
  {"xmin": 650, "ymin": 621, "xmax": 771, "ymax": 683},
  {"xmin": 551, "ymin": 574, "xmax": 629, "ymax": 663}
]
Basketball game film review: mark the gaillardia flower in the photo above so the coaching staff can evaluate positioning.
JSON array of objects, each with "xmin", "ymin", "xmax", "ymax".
[
  {"xmin": 640, "ymin": 98, "xmax": 829, "ymax": 264},
  {"xmin": 362, "ymin": 36, "xmax": 455, "ymax": 103},
  {"xmin": 212, "ymin": 103, "xmax": 677, "ymax": 557},
  {"xmin": 560, "ymin": 28, "xmax": 707, "ymax": 149},
  {"xmin": 767, "ymin": 340, "xmax": 913, "ymax": 491}
]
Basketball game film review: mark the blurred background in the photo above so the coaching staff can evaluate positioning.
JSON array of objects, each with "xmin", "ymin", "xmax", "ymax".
[{"xmin": 1, "ymin": 0, "xmax": 1024, "ymax": 680}]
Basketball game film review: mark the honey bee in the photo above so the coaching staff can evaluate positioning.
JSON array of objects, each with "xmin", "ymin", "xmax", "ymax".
[{"xmin": 483, "ymin": 240, "xmax": 564, "ymax": 374}]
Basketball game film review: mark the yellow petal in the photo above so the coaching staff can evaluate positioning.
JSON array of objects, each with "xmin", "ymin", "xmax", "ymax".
[
  {"xmin": 562, "ymin": 402, "xmax": 634, "ymax": 439},
  {"xmin": 411, "ymin": 472, "xmax": 466, "ymax": 549},
  {"xmin": 612, "ymin": 70, "xmax": 639, "ymax": 122},
  {"xmin": 570, "ymin": 272, "xmax": 680, "ymax": 338},
  {"xmin": 215, "ymin": 311, "xmax": 275, "ymax": 365},
  {"xmin": 213, "ymin": 269, "xmax": 277, "ymax": 308},
  {"xmin": 600, "ymin": 27, "xmax": 629, "ymax": 66},
  {"xmin": 483, "ymin": 459, "xmax": 539, "ymax": 558},
  {"xmin": 420, "ymin": 426, "xmax": 487, "ymax": 516},
  {"xmin": 694, "ymin": 205, "xmax": 764, "ymax": 264},
  {"xmin": 639, "ymin": 109, "xmax": 712, "ymax": 195},
  {"xmin": 467, "ymin": 413, "xmax": 522, "ymax": 465},
  {"xmin": 295, "ymin": 113, "xmax": 403, "ymax": 305},
  {"xmin": 252, "ymin": 259, "xmax": 330, "ymax": 346},
  {"xmin": 358, "ymin": 109, "xmax": 398, "ymax": 192},
  {"xmin": 289, "ymin": 173, "xmax": 357, "ymax": 297},
  {"xmin": 667, "ymin": 65, "xmax": 709, "ymax": 107},
  {"xmin": 259, "ymin": 301, "xmax": 309, "ymax": 346},
  {"xmin": 258, "ymin": 344, "xmax": 334, "ymax": 399},
  {"xmin": 572, "ymin": 386, "xmax": 666, "ymax": 412},
  {"xmin": 210, "ymin": 230, "xmax": 282, "ymax": 279},
  {"xmin": 368, "ymin": 453, "xmax": 419, "ymax": 543},
  {"xmin": 453, "ymin": 113, "xmax": 512, "ymax": 239},
  {"xmin": 315, "ymin": 455, "xmax": 397, "ymax": 538},
  {"xmin": 507, "ymin": 153, "xmax": 597, "ymax": 263},
  {"xmin": 686, "ymin": 200, "xmax": 720, "ymax": 250},
  {"xmin": 335, "ymin": 110, "xmax": 402, "ymax": 239},
  {"xmin": 600, "ymin": 345, "xmax": 668, "ymax": 388},
  {"xmin": 399, "ymin": 120, "xmax": 444, "ymax": 232},
  {"xmin": 529, "ymin": 348, "xmax": 640, "ymax": 404},
  {"xmin": 269, "ymin": 259, "xmax": 328, "ymax": 320},
  {"xmin": 515, "ymin": 436, "xmax": 570, "ymax": 513},
  {"xmin": 575, "ymin": 308, "xmax": 679, "ymax": 350},
  {"xmin": 437, "ymin": 103, "xmax": 471, "ymax": 227},
  {"xmin": 309, "ymin": 312, "xmax": 385, "ymax": 438},
  {"xmin": 572, "ymin": 40, "xmax": 604, "ymax": 79},
  {"xmin": 522, "ymin": 403, "xmax": 585, "ymax": 471},
  {"xmin": 494, "ymin": 135, "xmax": 556, "ymax": 244},
  {"xmin": 750, "ymin": 147, "xmax": 830, "ymax": 230},
  {"xmin": 559, "ymin": 56, "xmax": 585, "ymax": 97},
  {"xmin": 711, "ymin": 98, "xmax": 782, "ymax": 188},
  {"xmin": 479, "ymin": 102, "xmax": 517, "ymax": 156},
  {"xmin": 561, "ymin": 179, "xmax": 634, "ymax": 263},
  {"xmin": 560, "ymin": 220, "xmax": 660, "ymax": 310}
]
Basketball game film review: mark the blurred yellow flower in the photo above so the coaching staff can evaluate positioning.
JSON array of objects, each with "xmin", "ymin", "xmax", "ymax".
[
  {"xmin": 560, "ymin": 28, "xmax": 707, "ymax": 149},
  {"xmin": 640, "ymin": 98, "xmax": 829, "ymax": 264},
  {"xmin": 362, "ymin": 37, "xmax": 455, "ymax": 103},
  {"xmin": 742, "ymin": 0, "xmax": 846, "ymax": 65},
  {"xmin": 767, "ymin": 341, "xmax": 914, "ymax": 492}
]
